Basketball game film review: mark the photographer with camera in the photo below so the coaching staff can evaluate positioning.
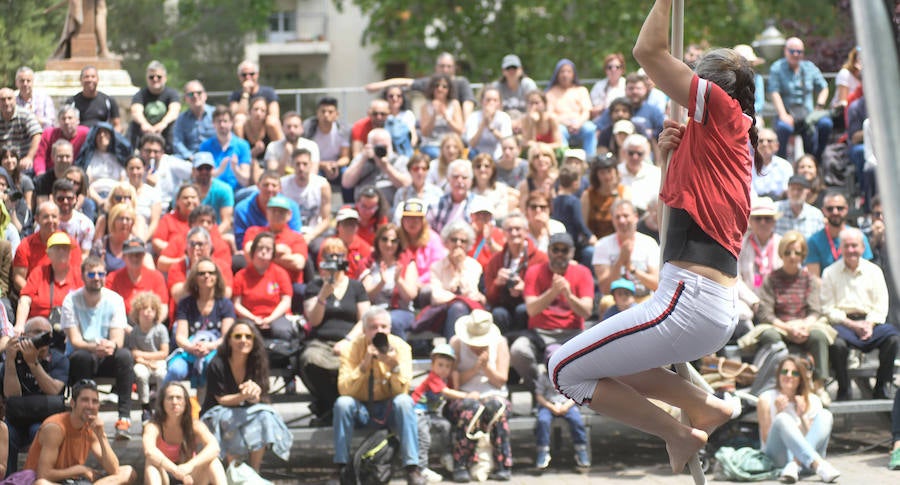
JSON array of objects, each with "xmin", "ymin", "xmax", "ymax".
[
  {"xmin": 300, "ymin": 237, "xmax": 370, "ymax": 425},
  {"xmin": 2, "ymin": 316, "xmax": 68, "ymax": 474},
  {"xmin": 483, "ymin": 212, "xmax": 548, "ymax": 334},
  {"xmin": 332, "ymin": 306, "xmax": 424, "ymax": 485},
  {"xmin": 341, "ymin": 128, "xmax": 410, "ymax": 204},
  {"xmin": 16, "ymin": 232, "xmax": 82, "ymax": 333}
]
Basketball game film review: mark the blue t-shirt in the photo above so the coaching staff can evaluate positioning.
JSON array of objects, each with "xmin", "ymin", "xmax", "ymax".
[
  {"xmin": 233, "ymin": 191, "xmax": 302, "ymax": 247},
  {"xmin": 60, "ymin": 288, "xmax": 128, "ymax": 348},
  {"xmin": 198, "ymin": 136, "xmax": 251, "ymax": 191},
  {"xmin": 203, "ymin": 179, "xmax": 236, "ymax": 224},
  {"xmin": 805, "ymin": 228, "xmax": 873, "ymax": 275}
]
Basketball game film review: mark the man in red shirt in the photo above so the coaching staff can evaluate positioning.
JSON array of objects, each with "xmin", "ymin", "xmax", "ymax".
[
  {"xmin": 106, "ymin": 238, "xmax": 169, "ymax": 321},
  {"xmin": 12, "ymin": 201, "xmax": 81, "ymax": 293},
  {"xmin": 157, "ymin": 205, "xmax": 231, "ymax": 272},
  {"xmin": 33, "ymin": 105, "xmax": 89, "ymax": 176},
  {"xmin": 330, "ymin": 207, "xmax": 372, "ymax": 279},
  {"xmin": 512, "ymin": 233, "xmax": 593, "ymax": 389},
  {"xmin": 350, "ymin": 99, "xmax": 389, "ymax": 156}
]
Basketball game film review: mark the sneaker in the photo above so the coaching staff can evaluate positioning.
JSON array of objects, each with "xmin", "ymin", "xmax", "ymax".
[
  {"xmin": 488, "ymin": 468, "xmax": 510, "ymax": 481},
  {"xmin": 141, "ymin": 409, "xmax": 152, "ymax": 425},
  {"xmin": 815, "ymin": 459, "xmax": 840, "ymax": 483},
  {"xmin": 440, "ymin": 453, "xmax": 454, "ymax": 472},
  {"xmin": 535, "ymin": 446, "xmax": 551, "ymax": 469},
  {"xmin": 451, "ymin": 467, "xmax": 470, "ymax": 483},
  {"xmin": 406, "ymin": 467, "xmax": 427, "ymax": 485},
  {"xmin": 889, "ymin": 448, "xmax": 900, "ymax": 470},
  {"xmin": 574, "ymin": 444, "xmax": 591, "ymax": 468},
  {"xmin": 421, "ymin": 467, "xmax": 443, "ymax": 483},
  {"xmin": 114, "ymin": 418, "xmax": 131, "ymax": 440},
  {"xmin": 780, "ymin": 460, "xmax": 799, "ymax": 483}
]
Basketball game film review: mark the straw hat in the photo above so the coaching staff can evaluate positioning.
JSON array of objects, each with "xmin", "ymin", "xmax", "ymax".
[{"xmin": 454, "ymin": 310, "xmax": 501, "ymax": 347}]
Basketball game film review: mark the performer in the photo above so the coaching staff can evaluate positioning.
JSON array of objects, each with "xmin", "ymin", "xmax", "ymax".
[{"xmin": 549, "ymin": 0, "xmax": 762, "ymax": 474}]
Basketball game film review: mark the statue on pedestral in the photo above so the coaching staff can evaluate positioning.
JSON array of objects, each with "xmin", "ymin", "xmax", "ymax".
[{"xmin": 51, "ymin": 0, "xmax": 113, "ymax": 59}]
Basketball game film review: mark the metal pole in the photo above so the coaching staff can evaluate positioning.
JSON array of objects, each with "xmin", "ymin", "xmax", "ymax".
[
  {"xmin": 665, "ymin": 1, "xmax": 706, "ymax": 483},
  {"xmin": 849, "ymin": 0, "xmax": 900, "ymax": 288}
]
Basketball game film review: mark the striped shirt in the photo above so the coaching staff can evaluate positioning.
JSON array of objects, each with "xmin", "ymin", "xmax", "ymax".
[{"xmin": 0, "ymin": 107, "xmax": 42, "ymax": 157}]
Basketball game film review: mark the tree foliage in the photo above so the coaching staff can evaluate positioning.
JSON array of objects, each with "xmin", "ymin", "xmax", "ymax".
[
  {"xmin": 0, "ymin": 0, "xmax": 65, "ymax": 86},
  {"xmin": 334, "ymin": 0, "xmax": 853, "ymax": 82}
]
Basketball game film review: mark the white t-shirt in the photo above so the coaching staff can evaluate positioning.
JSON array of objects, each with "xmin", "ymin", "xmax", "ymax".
[{"xmin": 591, "ymin": 232, "xmax": 660, "ymax": 295}]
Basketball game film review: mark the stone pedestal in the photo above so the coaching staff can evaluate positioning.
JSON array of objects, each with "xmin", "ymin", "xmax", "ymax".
[{"xmin": 33, "ymin": 69, "xmax": 137, "ymax": 113}]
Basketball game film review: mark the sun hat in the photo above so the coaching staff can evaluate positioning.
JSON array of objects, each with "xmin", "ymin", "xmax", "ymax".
[{"xmin": 454, "ymin": 310, "xmax": 501, "ymax": 347}]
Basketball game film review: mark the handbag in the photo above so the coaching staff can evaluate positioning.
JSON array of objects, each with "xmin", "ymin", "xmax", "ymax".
[
  {"xmin": 700, "ymin": 355, "xmax": 758, "ymax": 388},
  {"xmin": 5, "ymin": 394, "xmax": 67, "ymax": 425},
  {"xmin": 225, "ymin": 461, "xmax": 273, "ymax": 485},
  {"xmin": 411, "ymin": 303, "xmax": 450, "ymax": 334}
]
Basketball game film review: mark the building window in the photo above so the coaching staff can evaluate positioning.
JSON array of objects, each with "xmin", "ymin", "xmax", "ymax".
[{"xmin": 267, "ymin": 11, "xmax": 296, "ymax": 42}]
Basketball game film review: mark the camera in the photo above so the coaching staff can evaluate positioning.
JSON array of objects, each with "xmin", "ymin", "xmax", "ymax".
[
  {"xmin": 505, "ymin": 275, "xmax": 520, "ymax": 291},
  {"xmin": 372, "ymin": 332, "xmax": 390, "ymax": 354},
  {"xmin": 29, "ymin": 331, "xmax": 53, "ymax": 348},
  {"xmin": 373, "ymin": 144, "xmax": 388, "ymax": 158},
  {"xmin": 320, "ymin": 258, "xmax": 349, "ymax": 273},
  {"xmin": 5, "ymin": 188, "xmax": 22, "ymax": 202}
]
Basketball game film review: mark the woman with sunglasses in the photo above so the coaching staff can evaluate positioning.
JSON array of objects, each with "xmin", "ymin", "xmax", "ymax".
[
  {"xmin": 589, "ymin": 53, "xmax": 628, "ymax": 119},
  {"xmin": 152, "ymin": 184, "xmax": 200, "ymax": 255},
  {"xmin": 382, "ymin": 86, "xmax": 418, "ymax": 152},
  {"xmin": 143, "ymin": 381, "xmax": 227, "ymax": 485},
  {"xmin": 201, "ymin": 321, "xmax": 292, "ymax": 472},
  {"xmin": 758, "ymin": 356, "xmax": 839, "ymax": 482},
  {"xmin": 94, "ymin": 183, "xmax": 148, "ymax": 241},
  {"xmin": 0, "ymin": 166, "xmax": 26, "ymax": 239},
  {"xmin": 551, "ymin": 0, "xmax": 764, "ymax": 474},
  {"xmin": 419, "ymin": 74, "xmax": 464, "ymax": 160},
  {"xmin": 91, "ymin": 203, "xmax": 153, "ymax": 272},
  {"xmin": 523, "ymin": 191, "xmax": 565, "ymax": 253},
  {"xmin": 391, "ymin": 154, "xmax": 442, "ymax": 218},
  {"xmin": 749, "ymin": 231, "xmax": 833, "ymax": 399},
  {"xmin": 167, "ymin": 257, "xmax": 235, "ymax": 386},
  {"xmin": 233, "ymin": 232, "xmax": 295, "ymax": 342},
  {"xmin": 360, "ymin": 224, "xmax": 418, "ymax": 339}
]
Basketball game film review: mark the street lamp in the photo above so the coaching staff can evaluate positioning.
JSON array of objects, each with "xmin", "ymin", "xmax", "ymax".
[{"xmin": 752, "ymin": 19, "xmax": 786, "ymax": 64}]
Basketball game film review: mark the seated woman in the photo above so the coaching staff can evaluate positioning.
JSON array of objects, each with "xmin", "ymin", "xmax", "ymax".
[
  {"xmin": 236, "ymin": 95, "xmax": 284, "ymax": 168},
  {"xmin": 93, "ymin": 183, "xmax": 149, "ymax": 242},
  {"xmin": 520, "ymin": 91, "xmax": 564, "ymax": 152},
  {"xmin": 419, "ymin": 74, "xmax": 464, "ymax": 160},
  {"xmin": 428, "ymin": 221, "xmax": 486, "ymax": 340},
  {"xmin": 524, "ymin": 191, "xmax": 566, "ymax": 253},
  {"xmin": 143, "ymin": 381, "xmax": 227, "ymax": 485},
  {"xmin": 471, "ymin": 153, "xmax": 514, "ymax": 222},
  {"xmin": 758, "ymin": 356, "xmax": 840, "ymax": 483},
  {"xmin": 166, "ymin": 257, "xmax": 235, "ymax": 386},
  {"xmin": 63, "ymin": 166, "xmax": 97, "ymax": 222},
  {"xmin": 300, "ymin": 237, "xmax": 370, "ymax": 423},
  {"xmin": 200, "ymin": 321, "xmax": 292, "ymax": 471},
  {"xmin": 0, "ymin": 147, "xmax": 34, "ymax": 229},
  {"xmin": 426, "ymin": 133, "xmax": 465, "ymax": 193},
  {"xmin": 743, "ymin": 231, "xmax": 834, "ymax": 396},
  {"xmin": 398, "ymin": 199, "xmax": 447, "ymax": 296},
  {"xmin": 447, "ymin": 311, "xmax": 512, "ymax": 482},
  {"xmin": 124, "ymin": 155, "xmax": 163, "ymax": 239},
  {"xmin": 464, "ymin": 87, "xmax": 513, "ymax": 160},
  {"xmin": 233, "ymin": 232, "xmax": 296, "ymax": 342},
  {"xmin": 91, "ymin": 203, "xmax": 154, "ymax": 273},
  {"xmin": 360, "ymin": 223, "xmax": 418, "ymax": 339},
  {"xmin": 392, "ymin": 154, "xmax": 443, "ymax": 220},
  {"xmin": 494, "ymin": 136, "xmax": 530, "ymax": 191},
  {"xmin": 0, "ymin": 169, "xmax": 23, "ymax": 254},
  {"xmin": 517, "ymin": 143, "xmax": 558, "ymax": 213},
  {"xmin": 152, "ymin": 184, "xmax": 201, "ymax": 256},
  {"xmin": 582, "ymin": 153, "xmax": 631, "ymax": 242}
]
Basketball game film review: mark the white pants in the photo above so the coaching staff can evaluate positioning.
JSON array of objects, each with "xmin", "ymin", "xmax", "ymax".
[{"xmin": 549, "ymin": 263, "xmax": 738, "ymax": 405}]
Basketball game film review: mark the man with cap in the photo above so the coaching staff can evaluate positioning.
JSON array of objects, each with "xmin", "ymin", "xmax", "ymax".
[
  {"xmin": 596, "ymin": 97, "xmax": 635, "ymax": 156},
  {"xmin": 333, "ymin": 206, "xmax": 373, "ymax": 279},
  {"xmin": 12, "ymin": 201, "xmax": 81, "ymax": 293},
  {"xmin": 243, "ymin": 194, "xmax": 309, "ymax": 313},
  {"xmin": 512, "ymin": 232, "xmax": 594, "ymax": 390},
  {"xmin": 602, "ymin": 278, "xmax": 637, "ymax": 320},
  {"xmin": 468, "ymin": 196, "xmax": 505, "ymax": 268},
  {"xmin": 492, "ymin": 54, "xmax": 538, "ymax": 131},
  {"xmin": 775, "ymin": 175, "xmax": 825, "ymax": 239},
  {"xmin": 191, "ymin": 151, "xmax": 235, "ymax": 235},
  {"xmin": 53, "ymin": 178, "xmax": 94, "ymax": 259},
  {"xmin": 738, "ymin": 197, "xmax": 783, "ymax": 291},
  {"xmin": 15, "ymin": 231, "xmax": 83, "ymax": 332},
  {"xmin": 484, "ymin": 211, "xmax": 548, "ymax": 334},
  {"xmin": 106, "ymin": 237, "xmax": 168, "ymax": 320},
  {"xmin": 332, "ymin": 307, "xmax": 425, "ymax": 485},
  {"xmin": 233, "ymin": 170, "xmax": 302, "ymax": 248},
  {"xmin": 591, "ymin": 199, "xmax": 659, "ymax": 314},
  {"xmin": 560, "ymin": 148, "xmax": 590, "ymax": 196},
  {"xmin": 751, "ymin": 128, "xmax": 793, "ymax": 200}
]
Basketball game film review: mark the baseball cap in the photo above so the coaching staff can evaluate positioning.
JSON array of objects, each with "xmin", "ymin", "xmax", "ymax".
[
  {"xmin": 787, "ymin": 174, "xmax": 811, "ymax": 189},
  {"xmin": 122, "ymin": 237, "xmax": 147, "ymax": 255},
  {"xmin": 335, "ymin": 206, "xmax": 360, "ymax": 223},
  {"xmin": 733, "ymin": 44, "xmax": 764, "ymax": 66},
  {"xmin": 548, "ymin": 232, "xmax": 574, "ymax": 249},
  {"xmin": 267, "ymin": 194, "xmax": 292, "ymax": 211},
  {"xmin": 563, "ymin": 148, "xmax": 586, "ymax": 162},
  {"xmin": 750, "ymin": 197, "xmax": 778, "ymax": 217},
  {"xmin": 192, "ymin": 151, "xmax": 215, "ymax": 169},
  {"xmin": 401, "ymin": 198, "xmax": 427, "ymax": 217},
  {"xmin": 501, "ymin": 54, "xmax": 522, "ymax": 69},
  {"xmin": 613, "ymin": 120, "xmax": 636, "ymax": 135},
  {"xmin": 468, "ymin": 196, "xmax": 494, "ymax": 216},
  {"xmin": 610, "ymin": 278, "xmax": 636, "ymax": 294},
  {"xmin": 431, "ymin": 343, "xmax": 456, "ymax": 360},
  {"xmin": 46, "ymin": 232, "xmax": 72, "ymax": 249}
]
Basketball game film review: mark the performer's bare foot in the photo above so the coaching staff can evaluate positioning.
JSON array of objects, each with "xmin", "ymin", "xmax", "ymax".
[
  {"xmin": 686, "ymin": 393, "xmax": 738, "ymax": 436},
  {"xmin": 666, "ymin": 427, "xmax": 708, "ymax": 474}
]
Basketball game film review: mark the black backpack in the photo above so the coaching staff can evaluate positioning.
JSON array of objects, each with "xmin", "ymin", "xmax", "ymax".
[{"xmin": 345, "ymin": 429, "xmax": 400, "ymax": 485}]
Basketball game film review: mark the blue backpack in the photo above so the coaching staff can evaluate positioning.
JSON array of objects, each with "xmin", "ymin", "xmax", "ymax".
[{"xmin": 385, "ymin": 117, "xmax": 413, "ymax": 157}]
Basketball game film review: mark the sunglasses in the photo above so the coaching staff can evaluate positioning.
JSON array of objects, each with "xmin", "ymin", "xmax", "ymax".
[
  {"xmin": 528, "ymin": 204, "xmax": 549, "ymax": 211},
  {"xmin": 758, "ymin": 139, "xmax": 777, "ymax": 144},
  {"xmin": 449, "ymin": 237, "xmax": 469, "ymax": 244},
  {"xmin": 185, "ymin": 91, "xmax": 204, "ymax": 98},
  {"xmin": 410, "ymin": 166, "xmax": 428, "ymax": 172},
  {"xmin": 783, "ymin": 250, "xmax": 805, "ymax": 257},
  {"xmin": 752, "ymin": 216, "xmax": 775, "ymax": 223},
  {"xmin": 86, "ymin": 271, "xmax": 107, "ymax": 279},
  {"xmin": 73, "ymin": 378, "xmax": 98, "ymax": 392},
  {"xmin": 824, "ymin": 206, "xmax": 847, "ymax": 212},
  {"xmin": 240, "ymin": 72, "xmax": 257, "ymax": 78},
  {"xmin": 549, "ymin": 246, "xmax": 570, "ymax": 254},
  {"xmin": 787, "ymin": 49, "xmax": 804, "ymax": 55},
  {"xmin": 779, "ymin": 369, "xmax": 801, "ymax": 377},
  {"xmin": 232, "ymin": 333, "xmax": 254, "ymax": 341},
  {"xmin": 114, "ymin": 195, "xmax": 132, "ymax": 202},
  {"xmin": 197, "ymin": 271, "xmax": 216, "ymax": 277},
  {"xmin": 189, "ymin": 241, "xmax": 208, "ymax": 248},
  {"xmin": 627, "ymin": 150, "xmax": 645, "ymax": 157},
  {"xmin": 55, "ymin": 195, "xmax": 75, "ymax": 202},
  {"xmin": 379, "ymin": 237, "xmax": 399, "ymax": 243},
  {"xmin": 371, "ymin": 111, "xmax": 389, "ymax": 117},
  {"xmin": 148, "ymin": 74, "xmax": 163, "ymax": 81}
]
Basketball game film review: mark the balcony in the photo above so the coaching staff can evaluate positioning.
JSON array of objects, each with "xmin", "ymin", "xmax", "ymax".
[{"xmin": 251, "ymin": 10, "xmax": 330, "ymax": 57}]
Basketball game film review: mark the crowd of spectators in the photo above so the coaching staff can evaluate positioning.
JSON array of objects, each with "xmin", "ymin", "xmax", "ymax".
[{"xmin": 0, "ymin": 34, "xmax": 893, "ymax": 483}]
